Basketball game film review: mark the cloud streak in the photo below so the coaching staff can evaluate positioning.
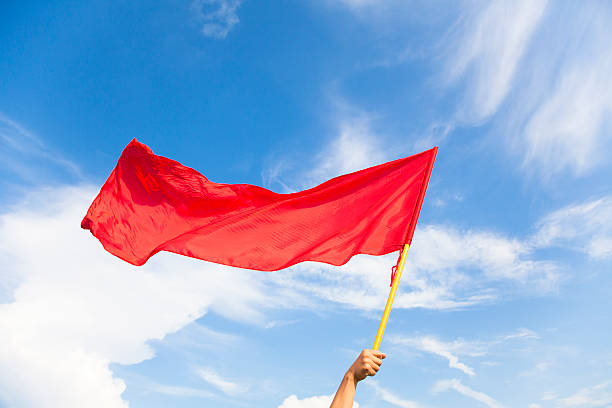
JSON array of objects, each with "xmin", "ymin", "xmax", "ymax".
[
  {"xmin": 0, "ymin": 113, "xmax": 81, "ymax": 187},
  {"xmin": 196, "ymin": 367, "xmax": 247, "ymax": 395},
  {"xmin": 443, "ymin": 0, "xmax": 548, "ymax": 123},
  {"xmin": 444, "ymin": 1, "xmax": 612, "ymax": 179},
  {"xmin": 367, "ymin": 381, "xmax": 424, "ymax": 408},
  {"xmin": 388, "ymin": 336, "xmax": 477, "ymax": 376},
  {"xmin": 433, "ymin": 379, "xmax": 503, "ymax": 408},
  {"xmin": 532, "ymin": 196, "xmax": 612, "ymax": 259},
  {"xmin": 558, "ymin": 380, "xmax": 612, "ymax": 408}
]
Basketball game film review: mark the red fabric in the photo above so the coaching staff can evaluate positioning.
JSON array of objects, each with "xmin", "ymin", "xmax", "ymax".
[{"xmin": 82, "ymin": 139, "xmax": 437, "ymax": 270}]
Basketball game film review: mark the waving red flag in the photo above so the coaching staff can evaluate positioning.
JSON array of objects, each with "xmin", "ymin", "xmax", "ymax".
[{"xmin": 82, "ymin": 140, "xmax": 437, "ymax": 270}]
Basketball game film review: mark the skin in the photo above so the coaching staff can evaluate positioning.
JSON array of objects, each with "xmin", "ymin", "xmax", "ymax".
[{"xmin": 330, "ymin": 349, "xmax": 386, "ymax": 408}]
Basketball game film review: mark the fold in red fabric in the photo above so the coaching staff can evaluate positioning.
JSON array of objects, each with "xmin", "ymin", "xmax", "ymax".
[{"xmin": 82, "ymin": 139, "xmax": 437, "ymax": 270}]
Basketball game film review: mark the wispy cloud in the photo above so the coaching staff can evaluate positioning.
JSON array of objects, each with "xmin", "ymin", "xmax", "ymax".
[
  {"xmin": 532, "ymin": 196, "xmax": 612, "ymax": 259},
  {"xmin": 433, "ymin": 379, "xmax": 503, "ymax": 408},
  {"xmin": 263, "ymin": 102, "xmax": 388, "ymax": 193},
  {"xmin": 444, "ymin": 1, "xmax": 612, "ymax": 179},
  {"xmin": 0, "ymin": 113, "xmax": 81, "ymax": 186},
  {"xmin": 516, "ymin": 5, "xmax": 612, "ymax": 179},
  {"xmin": 388, "ymin": 336, "xmax": 478, "ymax": 376},
  {"xmin": 196, "ymin": 367, "xmax": 247, "ymax": 395},
  {"xmin": 367, "ymin": 381, "xmax": 425, "ymax": 408},
  {"xmin": 305, "ymin": 113, "xmax": 386, "ymax": 188},
  {"xmin": 389, "ymin": 328, "xmax": 539, "ymax": 378},
  {"xmin": 191, "ymin": 0, "xmax": 243, "ymax": 39},
  {"xmin": 412, "ymin": 121, "xmax": 454, "ymax": 153},
  {"xmin": 499, "ymin": 328, "xmax": 539, "ymax": 341},
  {"xmin": 558, "ymin": 380, "xmax": 612, "ymax": 408},
  {"xmin": 443, "ymin": 0, "xmax": 548, "ymax": 123}
]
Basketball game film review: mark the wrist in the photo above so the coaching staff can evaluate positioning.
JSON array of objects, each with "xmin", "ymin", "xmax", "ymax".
[{"xmin": 344, "ymin": 370, "xmax": 357, "ymax": 386}]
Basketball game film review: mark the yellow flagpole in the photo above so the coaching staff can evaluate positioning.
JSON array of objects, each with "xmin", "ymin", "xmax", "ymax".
[{"xmin": 372, "ymin": 243, "xmax": 410, "ymax": 350}]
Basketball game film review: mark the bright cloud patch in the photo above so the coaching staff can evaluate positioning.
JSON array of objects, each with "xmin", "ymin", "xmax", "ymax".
[
  {"xmin": 305, "ymin": 114, "xmax": 386, "ymax": 188},
  {"xmin": 0, "ymin": 185, "xmax": 273, "ymax": 407}
]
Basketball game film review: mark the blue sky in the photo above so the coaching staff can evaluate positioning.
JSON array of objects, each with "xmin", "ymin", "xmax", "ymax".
[{"xmin": 1, "ymin": 0, "xmax": 611, "ymax": 407}]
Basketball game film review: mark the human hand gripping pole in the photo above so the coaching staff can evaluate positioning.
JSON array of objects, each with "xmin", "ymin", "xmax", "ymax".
[
  {"xmin": 330, "ymin": 349, "xmax": 386, "ymax": 408},
  {"xmin": 328, "ymin": 245, "xmax": 407, "ymax": 408}
]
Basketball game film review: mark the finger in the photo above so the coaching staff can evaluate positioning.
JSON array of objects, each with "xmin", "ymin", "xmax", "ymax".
[
  {"xmin": 372, "ymin": 350, "xmax": 387, "ymax": 359},
  {"xmin": 367, "ymin": 366, "xmax": 377, "ymax": 376},
  {"xmin": 364, "ymin": 357, "xmax": 382, "ymax": 368}
]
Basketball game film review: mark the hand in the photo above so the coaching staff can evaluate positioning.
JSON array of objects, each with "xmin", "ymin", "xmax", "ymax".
[{"xmin": 346, "ymin": 349, "xmax": 386, "ymax": 383}]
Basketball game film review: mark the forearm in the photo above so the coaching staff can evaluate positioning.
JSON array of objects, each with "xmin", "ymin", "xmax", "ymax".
[{"xmin": 330, "ymin": 371, "xmax": 357, "ymax": 408}]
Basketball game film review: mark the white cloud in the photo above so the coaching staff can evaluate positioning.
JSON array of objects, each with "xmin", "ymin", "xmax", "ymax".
[
  {"xmin": 196, "ymin": 367, "xmax": 247, "ymax": 395},
  {"xmin": 450, "ymin": 1, "xmax": 612, "ymax": 178},
  {"xmin": 499, "ymin": 328, "xmax": 539, "ymax": 341},
  {"xmin": 388, "ymin": 336, "xmax": 477, "ymax": 376},
  {"xmin": 304, "ymin": 109, "xmax": 387, "ymax": 189},
  {"xmin": 191, "ymin": 0, "xmax": 242, "ymax": 39},
  {"xmin": 278, "ymin": 393, "xmax": 358, "ymax": 408},
  {"xmin": 517, "ymin": 6, "xmax": 612, "ymax": 178},
  {"xmin": 0, "ymin": 184, "xmax": 555, "ymax": 406},
  {"xmin": 532, "ymin": 196, "xmax": 612, "ymax": 259},
  {"xmin": 273, "ymin": 223, "xmax": 559, "ymax": 313},
  {"xmin": 389, "ymin": 328, "xmax": 539, "ymax": 377},
  {"xmin": 368, "ymin": 381, "xmax": 424, "ymax": 408},
  {"xmin": 408, "ymin": 225, "xmax": 558, "ymax": 286},
  {"xmin": 0, "ymin": 185, "xmax": 276, "ymax": 407},
  {"xmin": 433, "ymin": 379, "xmax": 503, "ymax": 408},
  {"xmin": 558, "ymin": 380, "xmax": 612, "ymax": 408},
  {"xmin": 262, "ymin": 103, "xmax": 388, "ymax": 193},
  {"xmin": 444, "ymin": 0, "xmax": 548, "ymax": 123}
]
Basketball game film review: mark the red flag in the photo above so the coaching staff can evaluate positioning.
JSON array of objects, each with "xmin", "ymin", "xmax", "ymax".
[{"xmin": 82, "ymin": 140, "xmax": 437, "ymax": 270}]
